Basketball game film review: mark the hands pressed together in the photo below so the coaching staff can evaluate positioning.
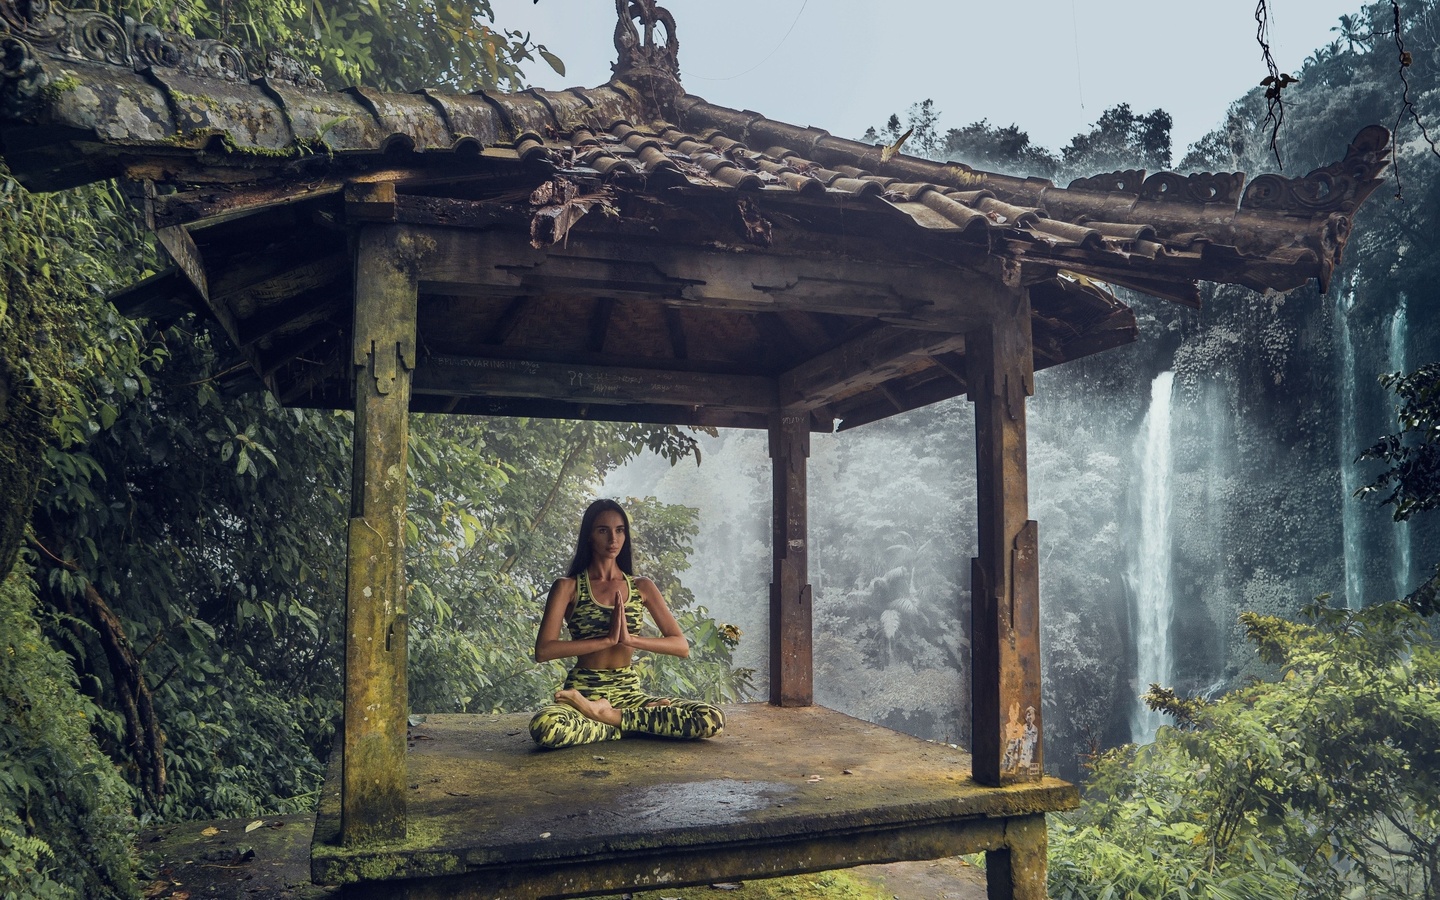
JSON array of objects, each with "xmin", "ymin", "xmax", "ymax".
[
  {"xmin": 606, "ymin": 589, "xmax": 636, "ymax": 648},
  {"xmin": 534, "ymin": 574, "xmax": 690, "ymax": 665}
]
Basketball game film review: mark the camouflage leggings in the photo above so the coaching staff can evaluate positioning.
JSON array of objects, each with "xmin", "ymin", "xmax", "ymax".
[{"xmin": 529, "ymin": 666, "xmax": 725, "ymax": 750}]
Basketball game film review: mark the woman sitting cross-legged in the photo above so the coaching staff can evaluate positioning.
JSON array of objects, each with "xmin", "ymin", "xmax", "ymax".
[{"xmin": 529, "ymin": 499, "xmax": 725, "ymax": 750}]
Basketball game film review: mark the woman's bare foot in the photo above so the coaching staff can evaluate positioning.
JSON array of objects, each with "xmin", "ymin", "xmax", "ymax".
[{"xmin": 555, "ymin": 689, "xmax": 622, "ymax": 727}]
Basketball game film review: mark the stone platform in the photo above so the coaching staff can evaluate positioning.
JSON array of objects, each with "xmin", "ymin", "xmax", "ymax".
[{"xmin": 311, "ymin": 704, "xmax": 1077, "ymax": 899}]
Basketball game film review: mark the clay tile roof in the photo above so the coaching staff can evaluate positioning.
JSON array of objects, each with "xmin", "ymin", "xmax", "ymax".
[{"xmin": 0, "ymin": 0, "xmax": 1392, "ymax": 414}]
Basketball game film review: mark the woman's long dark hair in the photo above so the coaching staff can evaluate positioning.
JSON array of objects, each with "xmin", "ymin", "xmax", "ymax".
[{"xmin": 565, "ymin": 499, "xmax": 634, "ymax": 577}]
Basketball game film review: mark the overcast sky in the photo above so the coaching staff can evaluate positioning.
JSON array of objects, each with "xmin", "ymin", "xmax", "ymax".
[{"xmin": 496, "ymin": 0, "xmax": 1367, "ymax": 159}]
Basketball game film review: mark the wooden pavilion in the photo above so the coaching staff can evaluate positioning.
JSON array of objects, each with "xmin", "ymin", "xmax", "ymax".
[{"xmin": 0, "ymin": 1, "xmax": 1389, "ymax": 897}]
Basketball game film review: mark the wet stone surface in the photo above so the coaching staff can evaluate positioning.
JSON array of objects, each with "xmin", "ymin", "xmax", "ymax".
[{"xmin": 619, "ymin": 777, "xmax": 789, "ymax": 828}]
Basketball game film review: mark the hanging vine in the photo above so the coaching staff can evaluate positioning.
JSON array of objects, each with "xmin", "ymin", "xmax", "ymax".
[
  {"xmin": 1254, "ymin": 0, "xmax": 1296, "ymax": 168},
  {"xmin": 1385, "ymin": 0, "xmax": 1440, "ymax": 195},
  {"xmin": 1257, "ymin": 0, "xmax": 1440, "ymax": 195}
]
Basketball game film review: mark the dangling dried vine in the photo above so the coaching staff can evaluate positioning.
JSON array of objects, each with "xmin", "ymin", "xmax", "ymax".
[
  {"xmin": 1256, "ymin": 0, "xmax": 1440, "ymax": 197},
  {"xmin": 1386, "ymin": 0, "xmax": 1440, "ymax": 197},
  {"xmin": 1254, "ymin": 0, "xmax": 1290, "ymax": 169}
]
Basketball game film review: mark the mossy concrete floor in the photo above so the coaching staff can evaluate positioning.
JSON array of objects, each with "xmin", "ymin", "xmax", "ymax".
[
  {"xmin": 310, "ymin": 703, "xmax": 1074, "ymax": 898},
  {"xmin": 139, "ymin": 814, "xmax": 987, "ymax": 899}
]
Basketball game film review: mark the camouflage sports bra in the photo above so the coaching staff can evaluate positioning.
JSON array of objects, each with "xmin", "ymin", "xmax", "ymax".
[{"xmin": 567, "ymin": 572, "xmax": 645, "ymax": 641}]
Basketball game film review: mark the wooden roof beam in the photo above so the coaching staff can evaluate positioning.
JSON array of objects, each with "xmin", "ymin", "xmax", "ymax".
[
  {"xmin": 588, "ymin": 297, "xmax": 616, "ymax": 353},
  {"xmin": 664, "ymin": 308, "xmax": 689, "ymax": 360},
  {"xmin": 234, "ymin": 280, "xmax": 348, "ymax": 348},
  {"xmin": 413, "ymin": 396, "xmax": 832, "ymax": 432},
  {"xmin": 157, "ymin": 226, "xmax": 210, "ymax": 305},
  {"xmin": 929, "ymin": 351, "xmax": 968, "ymax": 387},
  {"xmin": 417, "ymin": 227, "xmax": 1006, "ymax": 333},
  {"xmin": 143, "ymin": 164, "xmax": 536, "ymax": 230},
  {"xmin": 778, "ymin": 326, "xmax": 969, "ymax": 412},
  {"xmin": 484, "ymin": 296, "xmax": 529, "ymax": 345},
  {"xmin": 834, "ymin": 373, "xmax": 971, "ymax": 432},
  {"xmin": 205, "ymin": 240, "xmax": 346, "ymax": 303},
  {"xmin": 108, "ymin": 267, "xmax": 201, "ymax": 320},
  {"xmin": 149, "ymin": 178, "xmax": 343, "ymax": 230},
  {"xmin": 411, "ymin": 353, "xmax": 778, "ymax": 413}
]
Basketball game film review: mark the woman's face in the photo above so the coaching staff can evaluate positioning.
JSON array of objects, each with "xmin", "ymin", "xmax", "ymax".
[{"xmin": 589, "ymin": 510, "xmax": 627, "ymax": 563}]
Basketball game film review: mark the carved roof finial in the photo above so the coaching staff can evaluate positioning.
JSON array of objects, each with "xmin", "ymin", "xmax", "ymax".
[{"xmin": 612, "ymin": 0, "xmax": 680, "ymax": 118}]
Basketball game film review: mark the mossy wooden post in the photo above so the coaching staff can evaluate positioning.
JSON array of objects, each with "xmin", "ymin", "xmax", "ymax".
[
  {"xmin": 343, "ymin": 223, "xmax": 419, "ymax": 845},
  {"xmin": 769, "ymin": 412, "xmax": 812, "ymax": 707},
  {"xmin": 986, "ymin": 814, "xmax": 1049, "ymax": 899},
  {"xmin": 967, "ymin": 285, "xmax": 1046, "ymax": 896}
]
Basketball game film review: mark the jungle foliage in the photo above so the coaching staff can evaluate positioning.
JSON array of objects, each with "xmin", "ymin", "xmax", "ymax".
[
  {"xmin": 0, "ymin": 570, "xmax": 138, "ymax": 900},
  {"xmin": 92, "ymin": 0, "xmax": 563, "ymax": 91},
  {"xmin": 862, "ymin": 98, "xmax": 1173, "ymax": 180},
  {"xmin": 1050, "ymin": 600, "xmax": 1440, "ymax": 900},
  {"xmin": 1362, "ymin": 362, "xmax": 1440, "ymax": 524},
  {"xmin": 0, "ymin": 165, "xmax": 157, "ymax": 898}
]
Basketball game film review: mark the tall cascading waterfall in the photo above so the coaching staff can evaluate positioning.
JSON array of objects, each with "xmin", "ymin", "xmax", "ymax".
[
  {"xmin": 1390, "ymin": 295, "xmax": 1413, "ymax": 599},
  {"xmin": 1129, "ymin": 371, "xmax": 1176, "ymax": 744},
  {"xmin": 1337, "ymin": 285, "xmax": 1364, "ymax": 610}
]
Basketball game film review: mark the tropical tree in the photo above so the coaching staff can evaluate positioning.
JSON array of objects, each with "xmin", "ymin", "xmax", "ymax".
[
  {"xmin": 861, "ymin": 100, "xmax": 1171, "ymax": 179},
  {"xmin": 1332, "ymin": 12, "xmax": 1372, "ymax": 53},
  {"xmin": 1362, "ymin": 361, "xmax": 1440, "ymax": 523},
  {"xmin": 1052, "ymin": 599, "xmax": 1440, "ymax": 900},
  {"xmin": 1059, "ymin": 102, "xmax": 1173, "ymax": 174}
]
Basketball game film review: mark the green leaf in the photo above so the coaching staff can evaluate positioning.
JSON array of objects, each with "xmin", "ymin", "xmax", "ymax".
[{"xmin": 538, "ymin": 47, "xmax": 565, "ymax": 77}]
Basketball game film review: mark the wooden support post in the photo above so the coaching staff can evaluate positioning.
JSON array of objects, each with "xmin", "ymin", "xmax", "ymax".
[
  {"xmin": 342, "ymin": 225, "xmax": 423, "ymax": 845},
  {"xmin": 986, "ymin": 814, "xmax": 1049, "ymax": 900},
  {"xmin": 967, "ymin": 286, "xmax": 1043, "ymax": 789},
  {"xmin": 769, "ymin": 412, "xmax": 812, "ymax": 707}
]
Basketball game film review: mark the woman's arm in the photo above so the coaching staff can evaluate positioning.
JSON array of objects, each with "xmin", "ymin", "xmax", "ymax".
[
  {"xmin": 620, "ymin": 577, "xmax": 690, "ymax": 658},
  {"xmin": 533, "ymin": 578, "xmax": 618, "ymax": 662}
]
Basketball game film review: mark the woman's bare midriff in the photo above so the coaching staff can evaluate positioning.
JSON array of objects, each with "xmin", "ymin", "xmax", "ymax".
[{"xmin": 576, "ymin": 644, "xmax": 634, "ymax": 670}]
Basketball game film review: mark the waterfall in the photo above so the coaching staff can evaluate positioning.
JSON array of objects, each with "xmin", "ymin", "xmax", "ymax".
[
  {"xmin": 1390, "ymin": 295, "xmax": 1412, "ymax": 599},
  {"xmin": 1200, "ymin": 677, "xmax": 1228, "ymax": 701},
  {"xmin": 1338, "ymin": 286, "xmax": 1363, "ymax": 610},
  {"xmin": 1129, "ymin": 371, "xmax": 1175, "ymax": 745}
]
